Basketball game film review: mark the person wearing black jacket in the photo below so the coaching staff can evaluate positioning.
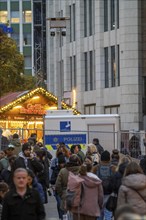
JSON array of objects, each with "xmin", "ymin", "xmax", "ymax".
[
  {"xmin": 12, "ymin": 143, "xmax": 43, "ymax": 175},
  {"xmin": 1, "ymin": 168, "xmax": 46, "ymax": 220}
]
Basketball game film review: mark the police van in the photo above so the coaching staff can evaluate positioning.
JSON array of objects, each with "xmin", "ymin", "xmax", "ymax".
[{"xmin": 44, "ymin": 110, "xmax": 120, "ymax": 154}]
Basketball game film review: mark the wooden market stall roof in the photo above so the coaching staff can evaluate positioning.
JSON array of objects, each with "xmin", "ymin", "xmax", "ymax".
[{"xmin": 0, "ymin": 87, "xmax": 80, "ymax": 115}]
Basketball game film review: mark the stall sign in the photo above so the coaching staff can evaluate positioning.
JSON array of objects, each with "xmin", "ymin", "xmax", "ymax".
[{"xmin": 20, "ymin": 104, "xmax": 46, "ymax": 115}]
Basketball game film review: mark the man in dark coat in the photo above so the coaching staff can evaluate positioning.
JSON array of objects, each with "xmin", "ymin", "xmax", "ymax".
[
  {"xmin": 92, "ymin": 138, "xmax": 104, "ymax": 155},
  {"xmin": 1, "ymin": 168, "xmax": 46, "ymax": 220},
  {"xmin": 12, "ymin": 142, "xmax": 43, "ymax": 175}
]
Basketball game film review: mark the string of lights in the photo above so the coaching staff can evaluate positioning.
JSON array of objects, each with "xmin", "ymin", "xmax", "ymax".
[{"xmin": 0, "ymin": 87, "xmax": 80, "ymax": 115}]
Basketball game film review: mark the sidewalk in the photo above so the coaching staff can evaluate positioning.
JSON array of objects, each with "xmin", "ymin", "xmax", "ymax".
[{"xmin": 45, "ymin": 194, "xmax": 59, "ymax": 220}]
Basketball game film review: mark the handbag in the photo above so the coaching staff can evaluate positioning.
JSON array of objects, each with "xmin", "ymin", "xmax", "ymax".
[{"xmin": 106, "ymin": 192, "xmax": 118, "ymax": 212}]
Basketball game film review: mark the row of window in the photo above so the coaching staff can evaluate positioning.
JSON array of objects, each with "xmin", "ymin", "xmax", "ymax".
[
  {"xmin": 69, "ymin": 0, "xmax": 119, "ymax": 42},
  {"xmin": 84, "ymin": 104, "xmax": 120, "ymax": 114},
  {"xmin": 0, "ymin": 10, "xmax": 32, "ymax": 23},
  {"xmin": 11, "ymin": 33, "xmax": 31, "ymax": 46},
  {"xmin": 70, "ymin": 46, "xmax": 120, "ymax": 92}
]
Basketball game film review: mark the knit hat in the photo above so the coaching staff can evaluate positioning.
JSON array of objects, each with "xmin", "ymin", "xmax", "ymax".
[
  {"xmin": 101, "ymin": 150, "xmax": 110, "ymax": 161},
  {"xmin": 69, "ymin": 154, "xmax": 81, "ymax": 165},
  {"xmin": 58, "ymin": 153, "xmax": 66, "ymax": 164},
  {"xmin": 22, "ymin": 142, "xmax": 31, "ymax": 152}
]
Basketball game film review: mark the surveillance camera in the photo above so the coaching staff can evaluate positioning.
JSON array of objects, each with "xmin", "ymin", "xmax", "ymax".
[
  {"xmin": 50, "ymin": 28, "xmax": 55, "ymax": 36},
  {"xmin": 61, "ymin": 28, "xmax": 66, "ymax": 36}
]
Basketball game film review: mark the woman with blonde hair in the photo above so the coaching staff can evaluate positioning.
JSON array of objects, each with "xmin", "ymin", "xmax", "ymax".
[
  {"xmin": 86, "ymin": 143, "xmax": 100, "ymax": 165},
  {"xmin": 117, "ymin": 161, "xmax": 146, "ymax": 215}
]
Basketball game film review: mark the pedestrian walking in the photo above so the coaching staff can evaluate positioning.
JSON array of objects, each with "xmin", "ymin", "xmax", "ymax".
[
  {"xmin": 55, "ymin": 154, "xmax": 81, "ymax": 219},
  {"xmin": 12, "ymin": 142, "xmax": 43, "ymax": 175},
  {"xmin": 0, "ymin": 144, "xmax": 15, "ymax": 170},
  {"xmin": 72, "ymin": 158, "xmax": 103, "ymax": 220},
  {"xmin": 1, "ymin": 168, "xmax": 46, "ymax": 220},
  {"xmin": 10, "ymin": 133, "xmax": 21, "ymax": 156},
  {"xmin": 96, "ymin": 150, "xmax": 114, "ymax": 220},
  {"xmin": 117, "ymin": 161, "xmax": 146, "ymax": 215}
]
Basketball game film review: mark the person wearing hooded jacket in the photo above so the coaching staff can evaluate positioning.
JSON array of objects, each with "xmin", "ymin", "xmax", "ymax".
[
  {"xmin": 55, "ymin": 154, "xmax": 81, "ymax": 219},
  {"xmin": 12, "ymin": 142, "xmax": 43, "ymax": 175},
  {"xmin": 117, "ymin": 161, "xmax": 146, "ymax": 216},
  {"xmin": 72, "ymin": 158, "xmax": 103, "ymax": 220}
]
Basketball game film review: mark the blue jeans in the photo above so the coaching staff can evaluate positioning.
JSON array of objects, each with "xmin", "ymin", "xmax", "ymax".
[
  {"xmin": 97, "ymin": 195, "xmax": 112, "ymax": 220},
  {"xmin": 54, "ymin": 192, "xmax": 65, "ymax": 219}
]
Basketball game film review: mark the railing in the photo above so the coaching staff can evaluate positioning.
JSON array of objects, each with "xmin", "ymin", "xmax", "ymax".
[{"xmin": 0, "ymin": 128, "xmax": 146, "ymax": 158}]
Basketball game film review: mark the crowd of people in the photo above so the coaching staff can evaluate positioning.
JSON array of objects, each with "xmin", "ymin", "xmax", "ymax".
[{"xmin": 0, "ymin": 129, "xmax": 145, "ymax": 220}]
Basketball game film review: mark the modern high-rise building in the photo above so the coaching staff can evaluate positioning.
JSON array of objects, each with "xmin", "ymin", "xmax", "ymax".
[
  {"xmin": 46, "ymin": 0, "xmax": 146, "ymax": 131},
  {"xmin": 0, "ymin": 0, "xmax": 46, "ymax": 79}
]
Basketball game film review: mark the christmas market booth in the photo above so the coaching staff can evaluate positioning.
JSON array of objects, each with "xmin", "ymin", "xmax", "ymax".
[{"xmin": 0, "ymin": 87, "xmax": 80, "ymax": 141}]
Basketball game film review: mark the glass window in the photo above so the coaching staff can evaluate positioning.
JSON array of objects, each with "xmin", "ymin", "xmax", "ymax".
[
  {"xmin": 69, "ymin": 4, "xmax": 76, "ymax": 42},
  {"xmin": 73, "ymin": 4, "xmax": 76, "ymax": 41},
  {"xmin": 104, "ymin": 0, "xmax": 108, "ymax": 31},
  {"xmin": 104, "ymin": 106, "xmax": 120, "ymax": 114},
  {"xmin": 70, "ymin": 57, "xmax": 73, "ymax": 89},
  {"xmin": 24, "ymin": 56, "xmax": 31, "ymax": 68},
  {"xmin": 111, "ymin": 0, "xmax": 115, "ymax": 30},
  {"xmin": 104, "ymin": 45, "xmax": 120, "ymax": 88},
  {"xmin": 11, "ymin": 11, "xmax": 19, "ymax": 23},
  {"xmin": 23, "ymin": 33, "xmax": 31, "ymax": 45},
  {"xmin": 104, "ymin": 47, "xmax": 109, "ymax": 88},
  {"xmin": 11, "ymin": 32, "xmax": 19, "ymax": 45},
  {"xmin": 117, "ymin": 45, "xmax": 120, "ymax": 86},
  {"xmin": 111, "ymin": 46, "xmax": 115, "ymax": 87},
  {"xmin": 0, "ymin": 11, "xmax": 8, "ymax": 23},
  {"xmin": 117, "ymin": 0, "xmax": 119, "ymax": 28},
  {"xmin": 90, "ymin": 51, "xmax": 93, "ymax": 90},
  {"xmin": 84, "ymin": 104, "xmax": 96, "ymax": 114},
  {"xmin": 84, "ymin": 51, "xmax": 95, "ymax": 91},
  {"xmin": 89, "ymin": 0, "xmax": 92, "ymax": 36},
  {"xmin": 84, "ymin": 0, "xmax": 87, "ymax": 37},
  {"xmin": 73, "ymin": 55, "xmax": 76, "ymax": 88},
  {"xmin": 69, "ymin": 5, "xmax": 72, "ymax": 42},
  {"xmin": 85, "ymin": 52, "xmax": 88, "ymax": 91},
  {"xmin": 70, "ymin": 56, "xmax": 77, "ymax": 90},
  {"xmin": 23, "ymin": 10, "xmax": 32, "ymax": 23}
]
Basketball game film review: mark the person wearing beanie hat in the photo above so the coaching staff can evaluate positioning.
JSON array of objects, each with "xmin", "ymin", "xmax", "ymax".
[
  {"xmin": 22, "ymin": 143, "xmax": 31, "ymax": 153},
  {"xmin": 58, "ymin": 154, "xmax": 66, "ymax": 164},
  {"xmin": 12, "ymin": 142, "xmax": 43, "ymax": 175},
  {"xmin": 101, "ymin": 150, "xmax": 110, "ymax": 162}
]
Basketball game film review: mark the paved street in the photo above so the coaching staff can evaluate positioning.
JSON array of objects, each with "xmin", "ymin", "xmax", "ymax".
[{"xmin": 45, "ymin": 193, "xmax": 59, "ymax": 220}]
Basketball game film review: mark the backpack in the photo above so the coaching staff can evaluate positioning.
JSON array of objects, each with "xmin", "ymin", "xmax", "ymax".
[
  {"xmin": 97, "ymin": 164, "xmax": 112, "ymax": 194},
  {"xmin": 65, "ymin": 171, "xmax": 84, "ymax": 210},
  {"xmin": 50, "ymin": 158, "xmax": 60, "ymax": 185}
]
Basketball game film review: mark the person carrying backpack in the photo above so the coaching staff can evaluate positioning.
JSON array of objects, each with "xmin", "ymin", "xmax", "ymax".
[
  {"xmin": 96, "ymin": 150, "xmax": 114, "ymax": 220},
  {"xmin": 70, "ymin": 158, "xmax": 103, "ymax": 220},
  {"xmin": 55, "ymin": 154, "xmax": 81, "ymax": 220}
]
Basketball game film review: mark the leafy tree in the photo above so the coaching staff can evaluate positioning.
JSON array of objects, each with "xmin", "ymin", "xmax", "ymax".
[{"xmin": 0, "ymin": 30, "xmax": 36, "ymax": 96}]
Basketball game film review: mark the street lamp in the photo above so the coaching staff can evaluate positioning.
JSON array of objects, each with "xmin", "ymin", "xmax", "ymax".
[{"xmin": 47, "ymin": 17, "xmax": 69, "ymax": 110}]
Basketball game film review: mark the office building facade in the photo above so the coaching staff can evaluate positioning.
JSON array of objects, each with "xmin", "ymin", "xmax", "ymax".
[
  {"xmin": 0, "ymin": 0, "xmax": 46, "ymax": 78},
  {"xmin": 46, "ymin": 0, "xmax": 146, "ymax": 131}
]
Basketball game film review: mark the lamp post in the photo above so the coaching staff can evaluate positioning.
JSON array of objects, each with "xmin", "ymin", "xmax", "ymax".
[{"xmin": 47, "ymin": 17, "xmax": 69, "ymax": 110}]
